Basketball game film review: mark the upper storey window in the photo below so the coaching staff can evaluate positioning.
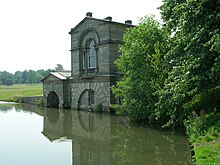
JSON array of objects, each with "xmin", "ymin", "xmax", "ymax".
[
  {"xmin": 87, "ymin": 40, "xmax": 96, "ymax": 68},
  {"xmin": 82, "ymin": 39, "xmax": 97, "ymax": 73}
]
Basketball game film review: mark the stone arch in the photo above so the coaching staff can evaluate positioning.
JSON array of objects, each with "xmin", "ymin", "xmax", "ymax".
[
  {"xmin": 47, "ymin": 91, "xmax": 60, "ymax": 108},
  {"xmin": 78, "ymin": 89, "xmax": 95, "ymax": 109},
  {"xmin": 74, "ymin": 82, "xmax": 108, "ymax": 110},
  {"xmin": 79, "ymin": 28, "xmax": 100, "ymax": 48}
]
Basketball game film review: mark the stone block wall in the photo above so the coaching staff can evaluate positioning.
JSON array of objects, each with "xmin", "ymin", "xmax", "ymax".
[
  {"xmin": 43, "ymin": 81, "xmax": 65, "ymax": 108},
  {"xmin": 70, "ymin": 81, "xmax": 111, "ymax": 111},
  {"xmin": 20, "ymin": 96, "xmax": 43, "ymax": 106}
]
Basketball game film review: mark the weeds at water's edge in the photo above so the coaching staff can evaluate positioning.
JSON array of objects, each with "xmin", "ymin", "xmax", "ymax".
[{"xmin": 185, "ymin": 112, "xmax": 220, "ymax": 164}]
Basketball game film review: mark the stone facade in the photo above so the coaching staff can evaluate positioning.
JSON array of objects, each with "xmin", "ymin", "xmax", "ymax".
[
  {"xmin": 42, "ymin": 13, "xmax": 134, "ymax": 112},
  {"xmin": 19, "ymin": 96, "xmax": 43, "ymax": 106},
  {"xmin": 42, "ymin": 72, "xmax": 71, "ymax": 108}
]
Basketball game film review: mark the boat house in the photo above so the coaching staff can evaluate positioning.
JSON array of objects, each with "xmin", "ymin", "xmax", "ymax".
[{"xmin": 42, "ymin": 12, "xmax": 134, "ymax": 112}]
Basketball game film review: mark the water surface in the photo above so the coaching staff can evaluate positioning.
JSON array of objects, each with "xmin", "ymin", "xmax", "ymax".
[{"xmin": 0, "ymin": 102, "xmax": 191, "ymax": 165}]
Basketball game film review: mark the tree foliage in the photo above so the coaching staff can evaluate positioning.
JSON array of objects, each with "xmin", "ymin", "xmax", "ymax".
[
  {"xmin": 55, "ymin": 64, "xmax": 64, "ymax": 72},
  {"xmin": 0, "ymin": 69, "xmax": 52, "ymax": 85},
  {"xmin": 113, "ymin": 0, "xmax": 220, "ymax": 128},
  {"xmin": 156, "ymin": 0, "xmax": 220, "ymax": 126},
  {"xmin": 112, "ymin": 16, "xmax": 169, "ymax": 125},
  {"xmin": 0, "ymin": 71, "xmax": 13, "ymax": 86},
  {"xmin": 0, "ymin": 64, "xmax": 68, "ymax": 85}
]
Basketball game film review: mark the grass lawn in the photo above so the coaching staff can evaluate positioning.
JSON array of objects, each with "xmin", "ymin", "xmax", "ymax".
[
  {"xmin": 195, "ymin": 141, "xmax": 220, "ymax": 164},
  {"xmin": 0, "ymin": 84, "xmax": 43, "ymax": 101}
]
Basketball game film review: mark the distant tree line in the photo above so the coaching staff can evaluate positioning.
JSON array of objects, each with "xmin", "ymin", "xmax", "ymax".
[
  {"xmin": 0, "ymin": 64, "xmax": 67, "ymax": 85},
  {"xmin": 0, "ymin": 69, "xmax": 52, "ymax": 85}
]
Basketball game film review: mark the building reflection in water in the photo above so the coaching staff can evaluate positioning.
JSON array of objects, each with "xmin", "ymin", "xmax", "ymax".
[{"xmin": 42, "ymin": 109, "xmax": 192, "ymax": 165}]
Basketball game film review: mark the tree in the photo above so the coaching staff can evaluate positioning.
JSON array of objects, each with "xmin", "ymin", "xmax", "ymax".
[
  {"xmin": 112, "ymin": 16, "xmax": 169, "ymax": 124},
  {"xmin": 155, "ymin": 0, "xmax": 220, "ymax": 126},
  {"xmin": 0, "ymin": 69, "xmax": 56, "ymax": 85},
  {"xmin": 0, "ymin": 71, "xmax": 13, "ymax": 85},
  {"xmin": 55, "ymin": 64, "xmax": 63, "ymax": 72},
  {"xmin": 13, "ymin": 71, "xmax": 23, "ymax": 84},
  {"xmin": 21, "ymin": 70, "xmax": 28, "ymax": 84},
  {"xmin": 113, "ymin": 0, "xmax": 220, "ymax": 128}
]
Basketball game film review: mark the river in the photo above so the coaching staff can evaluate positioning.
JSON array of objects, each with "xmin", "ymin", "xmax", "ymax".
[{"xmin": 0, "ymin": 101, "xmax": 192, "ymax": 165}]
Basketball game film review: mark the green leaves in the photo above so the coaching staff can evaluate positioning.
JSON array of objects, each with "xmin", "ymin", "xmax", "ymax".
[
  {"xmin": 113, "ymin": 0, "xmax": 220, "ymax": 128},
  {"xmin": 157, "ymin": 0, "xmax": 220, "ymax": 127},
  {"xmin": 112, "ymin": 16, "xmax": 169, "ymax": 124}
]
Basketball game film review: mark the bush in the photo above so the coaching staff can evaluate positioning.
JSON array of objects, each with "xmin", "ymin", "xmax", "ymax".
[
  {"xmin": 92, "ymin": 103, "xmax": 103, "ymax": 113},
  {"xmin": 185, "ymin": 113, "xmax": 220, "ymax": 144}
]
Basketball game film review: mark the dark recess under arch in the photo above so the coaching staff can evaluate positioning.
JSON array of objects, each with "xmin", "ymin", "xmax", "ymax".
[{"xmin": 47, "ymin": 91, "xmax": 59, "ymax": 108}]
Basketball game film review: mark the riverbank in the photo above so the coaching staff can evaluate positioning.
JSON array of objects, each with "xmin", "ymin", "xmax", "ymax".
[
  {"xmin": 185, "ymin": 113, "xmax": 220, "ymax": 164},
  {"xmin": 0, "ymin": 84, "xmax": 43, "ymax": 102}
]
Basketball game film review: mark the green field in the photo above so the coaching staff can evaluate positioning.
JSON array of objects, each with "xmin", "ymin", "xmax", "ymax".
[{"xmin": 0, "ymin": 84, "xmax": 43, "ymax": 102}]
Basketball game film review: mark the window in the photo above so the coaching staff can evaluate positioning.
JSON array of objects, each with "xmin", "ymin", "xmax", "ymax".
[
  {"xmin": 83, "ymin": 40, "xmax": 96, "ymax": 70},
  {"xmin": 88, "ymin": 40, "xmax": 96, "ymax": 68},
  {"xmin": 88, "ymin": 90, "xmax": 95, "ymax": 105}
]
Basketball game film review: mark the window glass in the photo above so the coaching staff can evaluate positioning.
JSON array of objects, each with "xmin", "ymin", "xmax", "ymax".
[
  {"xmin": 88, "ymin": 90, "xmax": 95, "ymax": 105},
  {"xmin": 88, "ymin": 40, "xmax": 96, "ymax": 68}
]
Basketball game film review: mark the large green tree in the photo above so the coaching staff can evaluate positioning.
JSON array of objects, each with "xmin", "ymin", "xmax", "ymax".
[
  {"xmin": 156, "ymin": 0, "xmax": 220, "ymax": 126},
  {"xmin": 113, "ymin": 0, "xmax": 220, "ymax": 128},
  {"xmin": 112, "ymin": 16, "xmax": 169, "ymax": 124}
]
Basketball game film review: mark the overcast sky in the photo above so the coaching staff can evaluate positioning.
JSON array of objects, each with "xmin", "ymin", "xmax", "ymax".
[{"xmin": 0, "ymin": 0, "xmax": 163, "ymax": 73}]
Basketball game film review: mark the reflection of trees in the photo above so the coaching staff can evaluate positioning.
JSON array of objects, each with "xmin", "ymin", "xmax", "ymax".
[
  {"xmin": 0, "ymin": 102, "xmax": 45, "ymax": 116},
  {"xmin": 13, "ymin": 104, "xmax": 44, "ymax": 116},
  {"xmin": 0, "ymin": 105, "xmax": 14, "ymax": 112},
  {"xmin": 41, "ymin": 108, "xmax": 191, "ymax": 165},
  {"xmin": 111, "ymin": 123, "xmax": 191, "ymax": 165},
  {"xmin": 0, "ymin": 103, "xmax": 44, "ymax": 116},
  {"xmin": 39, "ymin": 107, "xmax": 191, "ymax": 165}
]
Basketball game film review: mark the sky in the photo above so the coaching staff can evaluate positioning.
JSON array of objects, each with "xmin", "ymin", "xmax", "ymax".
[{"xmin": 0, "ymin": 0, "xmax": 163, "ymax": 73}]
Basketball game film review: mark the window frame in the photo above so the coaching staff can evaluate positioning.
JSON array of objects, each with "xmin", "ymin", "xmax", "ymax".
[
  {"xmin": 88, "ymin": 90, "xmax": 95, "ymax": 105},
  {"xmin": 83, "ymin": 39, "xmax": 96, "ymax": 70},
  {"xmin": 87, "ymin": 40, "xmax": 96, "ymax": 69}
]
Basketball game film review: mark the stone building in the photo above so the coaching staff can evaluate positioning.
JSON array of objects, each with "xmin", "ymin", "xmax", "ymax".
[{"xmin": 42, "ymin": 12, "xmax": 134, "ymax": 112}]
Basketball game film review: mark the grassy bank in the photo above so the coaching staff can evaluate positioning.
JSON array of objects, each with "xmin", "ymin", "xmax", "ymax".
[
  {"xmin": 0, "ymin": 84, "xmax": 43, "ymax": 102},
  {"xmin": 185, "ymin": 113, "xmax": 220, "ymax": 164}
]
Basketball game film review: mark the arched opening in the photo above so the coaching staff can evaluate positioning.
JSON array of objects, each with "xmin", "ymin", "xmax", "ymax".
[
  {"xmin": 47, "ymin": 91, "xmax": 59, "ymax": 108},
  {"xmin": 78, "ymin": 89, "xmax": 95, "ymax": 110}
]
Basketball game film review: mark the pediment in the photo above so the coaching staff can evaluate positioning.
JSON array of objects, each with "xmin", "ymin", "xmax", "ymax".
[
  {"xmin": 69, "ymin": 17, "xmax": 104, "ymax": 34},
  {"xmin": 42, "ymin": 75, "xmax": 61, "ymax": 82},
  {"xmin": 41, "ymin": 72, "xmax": 71, "ymax": 82}
]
